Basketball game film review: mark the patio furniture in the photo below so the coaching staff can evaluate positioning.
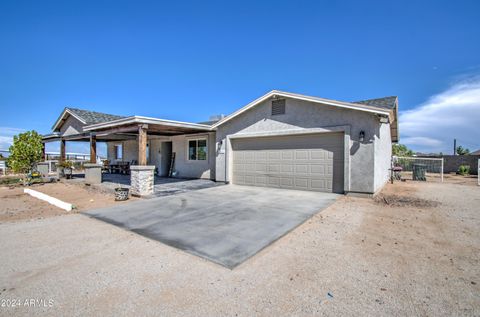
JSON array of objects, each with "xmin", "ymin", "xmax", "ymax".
[
  {"xmin": 109, "ymin": 161, "xmax": 131, "ymax": 175},
  {"xmin": 102, "ymin": 160, "xmax": 110, "ymax": 173}
]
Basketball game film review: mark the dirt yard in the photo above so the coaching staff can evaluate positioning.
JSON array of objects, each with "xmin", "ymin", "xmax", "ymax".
[
  {"xmin": 0, "ymin": 181, "xmax": 135, "ymax": 222},
  {"xmin": 0, "ymin": 181, "xmax": 478, "ymax": 316}
]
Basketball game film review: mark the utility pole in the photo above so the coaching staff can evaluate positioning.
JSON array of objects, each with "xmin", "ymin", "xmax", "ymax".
[{"xmin": 453, "ymin": 138, "xmax": 457, "ymax": 155}]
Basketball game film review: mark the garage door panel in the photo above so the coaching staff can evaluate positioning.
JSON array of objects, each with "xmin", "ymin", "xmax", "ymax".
[
  {"xmin": 244, "ymin": 175, "xmax": 255, "ymax": 185},
  {"xmin": 282, "ymin": 151, "xmax": 294, "ymax": 160},
  {"xmin": 280, "ymin": 177, "xmax": 294, "ymax": 187},
  {"xmin": 256, "ymin": 176, "xmax": 267, "ymax": 186},
  {"xmin": 294, "ymin": 150, "xmax": 309, "ymax": 160},
  {"xmin": 310, "ymin": 164, "xmax": 325, "ymax": 175},
  {"xmin": 233, "ymin": 163, "xmax": 244, "ymax": 172},
  {"xmin": 311, "ymin": 179, "xmax": 327, "ymax": 191},
  {"xmin": 294, "ymin": 178, "xmax": 309, "ymax": 189},
  {"xmin": 267, "ymin": 164, "xmax": 281, "ymax": 172},
  {"xmin": 232, "ymin": 133, "xmax": 344, "ymax": 193},
  {"xmin": 295, "ymin": 164, "xmax": 309, "ymax": 174},
  {"xmin": 281, "ymin": 164, "xmax": 294, "ymax": 173}
]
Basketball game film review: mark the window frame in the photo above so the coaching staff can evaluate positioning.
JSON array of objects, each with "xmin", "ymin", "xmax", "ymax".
[{"xmin": 187, "ymin": 138, "xmax": 208, "ymax": 162}]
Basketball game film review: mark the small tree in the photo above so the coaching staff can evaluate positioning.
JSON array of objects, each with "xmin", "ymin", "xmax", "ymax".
[
  {"xmin": 456, "ymin": 145, "xmax": 470, "ymax": 155},
  {"xmin": 7, "ymin": 130, "xmax": 43, "ymax": 174},
  {"xmin": 392, "ymin": 144, "xmax": 413, "ymax": 157}
]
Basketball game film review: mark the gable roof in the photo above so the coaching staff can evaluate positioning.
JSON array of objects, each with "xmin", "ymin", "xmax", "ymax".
[
  {"xmin": 470, "ymin": 149, "xmax": 480, "ymax": 155},
  {"xmin": 52, "ymin": 107, "xmax": 126, "ymax": 131},
  {"xmin": 212, "ymin": 90, "xmax": 393, "ymax": 129},
  {"xmin": 353, "ymin": 96, "xmax": 398, "ymax": 110}
]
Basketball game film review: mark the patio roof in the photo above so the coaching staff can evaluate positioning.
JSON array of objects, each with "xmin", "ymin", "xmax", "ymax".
[{"xmin": 83, "ymin": 116, "xmax": 214, "ymax": 136}]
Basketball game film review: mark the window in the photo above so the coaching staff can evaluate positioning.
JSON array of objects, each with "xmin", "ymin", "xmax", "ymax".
[
  {"xmin": 188, "ymin": 139, "xmax": 207, "ymax": 161},
  {"xmin": 272, "ymin": 99, "xmax": 286, "ymax": 115},
  {"xmin": 114, "ymin": 144, "xmax": 123, "ymax": 160}
]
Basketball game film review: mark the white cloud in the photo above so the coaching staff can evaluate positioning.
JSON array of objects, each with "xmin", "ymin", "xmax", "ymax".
[
  {"xmin": 399, "ymin": 77, "xmax": 480, "ymax": 154},
  {"xmin": 0, "ymin": 127, "xmax": 26, "ymax": 150}
]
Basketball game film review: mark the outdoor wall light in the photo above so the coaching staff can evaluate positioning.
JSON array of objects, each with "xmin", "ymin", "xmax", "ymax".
[
  {"xmin": 217, "ymin": 140, "xmax": 223, "ymax": 152},
  {"xmin": 359, "ymin": 131, "xmax": 365, "ymax": 142}
]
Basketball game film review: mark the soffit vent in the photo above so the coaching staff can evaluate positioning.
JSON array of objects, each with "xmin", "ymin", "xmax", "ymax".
[{"xmin": 272, "ymin": 99, "xmax": 286, "ymax": 115}]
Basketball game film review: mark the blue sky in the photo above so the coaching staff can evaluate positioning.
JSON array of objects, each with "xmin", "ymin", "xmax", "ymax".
[{"xmin": 1, "ymin": 0, "xmax": 479, "ymax": 155}]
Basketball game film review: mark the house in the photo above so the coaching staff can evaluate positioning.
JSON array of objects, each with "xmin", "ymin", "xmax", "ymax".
[{"xmin": 42, "ymin": 90, "xmax": 399, "ymax": 195}]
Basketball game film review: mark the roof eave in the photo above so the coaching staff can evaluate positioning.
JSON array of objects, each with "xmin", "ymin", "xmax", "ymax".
[
  {"xmin": 212, "ymin": 90, "xmax": 391, "ymax": 128},
  {"xmin": 84, "ymin": 116, "xmax": 214, "ymax": 132},
  {"xmin": 51, "ymin": 108, "xmax": 87, "ymax": 131}
]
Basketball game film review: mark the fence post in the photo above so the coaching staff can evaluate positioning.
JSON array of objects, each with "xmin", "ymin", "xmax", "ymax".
[{"xmin": 441, "ymin": 158, "xmax": 444, "ymax": 183}]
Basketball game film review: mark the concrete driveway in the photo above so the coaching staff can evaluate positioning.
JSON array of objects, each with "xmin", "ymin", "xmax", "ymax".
[{"xmin": 85, "ymin": 185, "xmax": 338, "ymax": 268}]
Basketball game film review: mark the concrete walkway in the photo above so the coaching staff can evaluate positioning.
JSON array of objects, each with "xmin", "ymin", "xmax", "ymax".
[{"xmin": 85, "ymin": 185, "xmax": 338, "ymax": 268}]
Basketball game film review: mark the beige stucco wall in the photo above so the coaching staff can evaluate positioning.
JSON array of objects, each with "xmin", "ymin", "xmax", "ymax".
[
  {"xmin": 171, "ymin": 132, "xmax": 216, "ymax": 179},
  {"xmin": 106, "ymin": 133, "xmax": 215, "ymax": 179},
  {"xmin": 59, "ymin": 115, "xmax": 85, "ymax": 136},
  {"xmin": 374, "ymin": 121, "xmax": 392, "ymax": 192}
]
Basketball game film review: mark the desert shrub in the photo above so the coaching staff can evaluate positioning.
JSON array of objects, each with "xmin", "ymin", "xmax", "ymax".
[
  {"xmin": 0, "ymin": 176, "xmax": 22, "ymax": 186},
  {"xmin": 458, "ymin": 165, "xmax": 470, "ymax": 175},
  {"xmin": 58, "ymin": 160, "xmax": 74, "ymax": 169}
]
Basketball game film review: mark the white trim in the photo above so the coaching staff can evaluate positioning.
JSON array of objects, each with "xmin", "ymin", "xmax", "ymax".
[
  {"xmin": 186, "ymin": 137, "xmax": 208, "ymax": 162},
  {"xmin": 84, "ymin": 116, "xmax": 213, "ymax": 131},
  {"xmin": 52, "ymin": 108, "xmax": 87, "ymax": 131},
  {"xmin": 212, "ymin": 90, "xmax": 391, "ymax": 128},
  {"xmin": 24, "ymin": 188, "xmax": 73, "ymax": 211}
]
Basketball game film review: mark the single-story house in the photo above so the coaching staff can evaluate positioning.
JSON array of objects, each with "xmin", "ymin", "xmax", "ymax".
[{"xmin": 42, "ymin": 90, "xmax": 399, "ymax": 195}]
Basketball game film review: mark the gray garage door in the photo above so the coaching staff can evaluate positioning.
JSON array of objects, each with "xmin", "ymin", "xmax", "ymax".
[{"xmin": 232, "ymin": 133, "xmax": 344, "ymax": 193}]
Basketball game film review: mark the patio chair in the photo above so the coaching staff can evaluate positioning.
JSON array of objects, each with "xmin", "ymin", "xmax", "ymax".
[
  {"xmin": 102, "ymin": 160, "xmax": 110, "ymax": 173},
  {"xmin": 120, "ymin": 161, "xmax": 130, "ymax": 175}
]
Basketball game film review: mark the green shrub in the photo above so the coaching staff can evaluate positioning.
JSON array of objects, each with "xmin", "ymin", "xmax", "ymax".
[
  {"xmin": 58, "ymin": 160, "xmax": 74, "ymax": 169},
  {"xmin": 458, "ymin": 165, "xmax": 470, "ymax": 175},
  {"xmin": 8, "ymin": 130, "xmax": 43, "ymax": 173},
  {"xmin": 0, "ymin": 176, "xmax": 22, "ymax": 186}
]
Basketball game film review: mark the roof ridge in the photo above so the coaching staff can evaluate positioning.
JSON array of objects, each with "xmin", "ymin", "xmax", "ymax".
[{"xmin": 353, "ymin": 96, "xmax": 397, "ymax": 102}]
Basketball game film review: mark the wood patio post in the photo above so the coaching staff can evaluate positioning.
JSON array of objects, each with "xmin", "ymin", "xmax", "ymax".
[
  {"xmin": 60, "ymin": 139, "xmax": 66, "ymax": 162},
  {"xmin": 90, "ymin": 134, "xmax": 97, "ymax": 163},
  {"xmin": 41, "ymin": 142, "xmax": 46, "ymax": 161},
  {"xmin": 138, "ymin": 124, "xmax": 148, "ymax": 165}
]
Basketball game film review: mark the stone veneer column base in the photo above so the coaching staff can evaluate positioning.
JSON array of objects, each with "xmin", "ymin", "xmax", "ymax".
[
  {"xmin": 84, "ymin": 163, "xmax": 103, "ymax": 184},
  {"xmin": 130, "ymin": 165, "xmax": 155, "ymax": 196}
]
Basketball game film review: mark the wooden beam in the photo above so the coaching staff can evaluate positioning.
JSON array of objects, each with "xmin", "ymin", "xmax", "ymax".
[
  {"xmin": 138, "ymin": 125, "xmax": 147, "ymax": 165},
  {"xmin": 41, "ymin": 143, "xmax": 46, "ymax": 161},
  {"xmin": 90, "ymin": 134, "xmax": 97, "ymax": 163},
  {"xmin": 60, "ymin": 139, "xmax": 66, "ymax": 162},
  {"xmin": 93, "ymin": 125, "xmax": 139, "ymax": 136}
]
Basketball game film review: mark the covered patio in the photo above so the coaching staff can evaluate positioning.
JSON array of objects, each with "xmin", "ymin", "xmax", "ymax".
[{"xmin": 42, "ymin": 108, "xmax": 215, "ymax": 196}]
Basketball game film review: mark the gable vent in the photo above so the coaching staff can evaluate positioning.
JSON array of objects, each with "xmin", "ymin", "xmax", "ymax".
[{"xmin": 271, "ymin": 99, "xmax": 286, "ymax": 115}]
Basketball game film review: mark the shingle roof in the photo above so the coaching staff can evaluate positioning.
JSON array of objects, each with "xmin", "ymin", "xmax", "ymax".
[
  {"xmin": 470, "ymin": 149, "xmax": 480, "ymax": 155},
  {"xmin": 352, "ymin": 96, "xmax": 397, "ymax": 110},
  {"xmin": 67, "ymin": 107, "xmax": 126, "ymax": 125}
]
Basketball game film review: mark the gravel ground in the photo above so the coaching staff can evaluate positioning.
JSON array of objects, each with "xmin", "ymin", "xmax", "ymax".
[
  {"xmin": 0, "ymin": 182, "xmax": 135, "ymax": 222},
  {"xmin": 0, "ymin": 181, "xmax": 478, "ymax": 316}
]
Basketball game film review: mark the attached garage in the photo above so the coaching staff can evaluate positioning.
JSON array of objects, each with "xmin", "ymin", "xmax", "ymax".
[{"xmin": 231, "ymin": 132, "xmax": 345, "ymax": 193}]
